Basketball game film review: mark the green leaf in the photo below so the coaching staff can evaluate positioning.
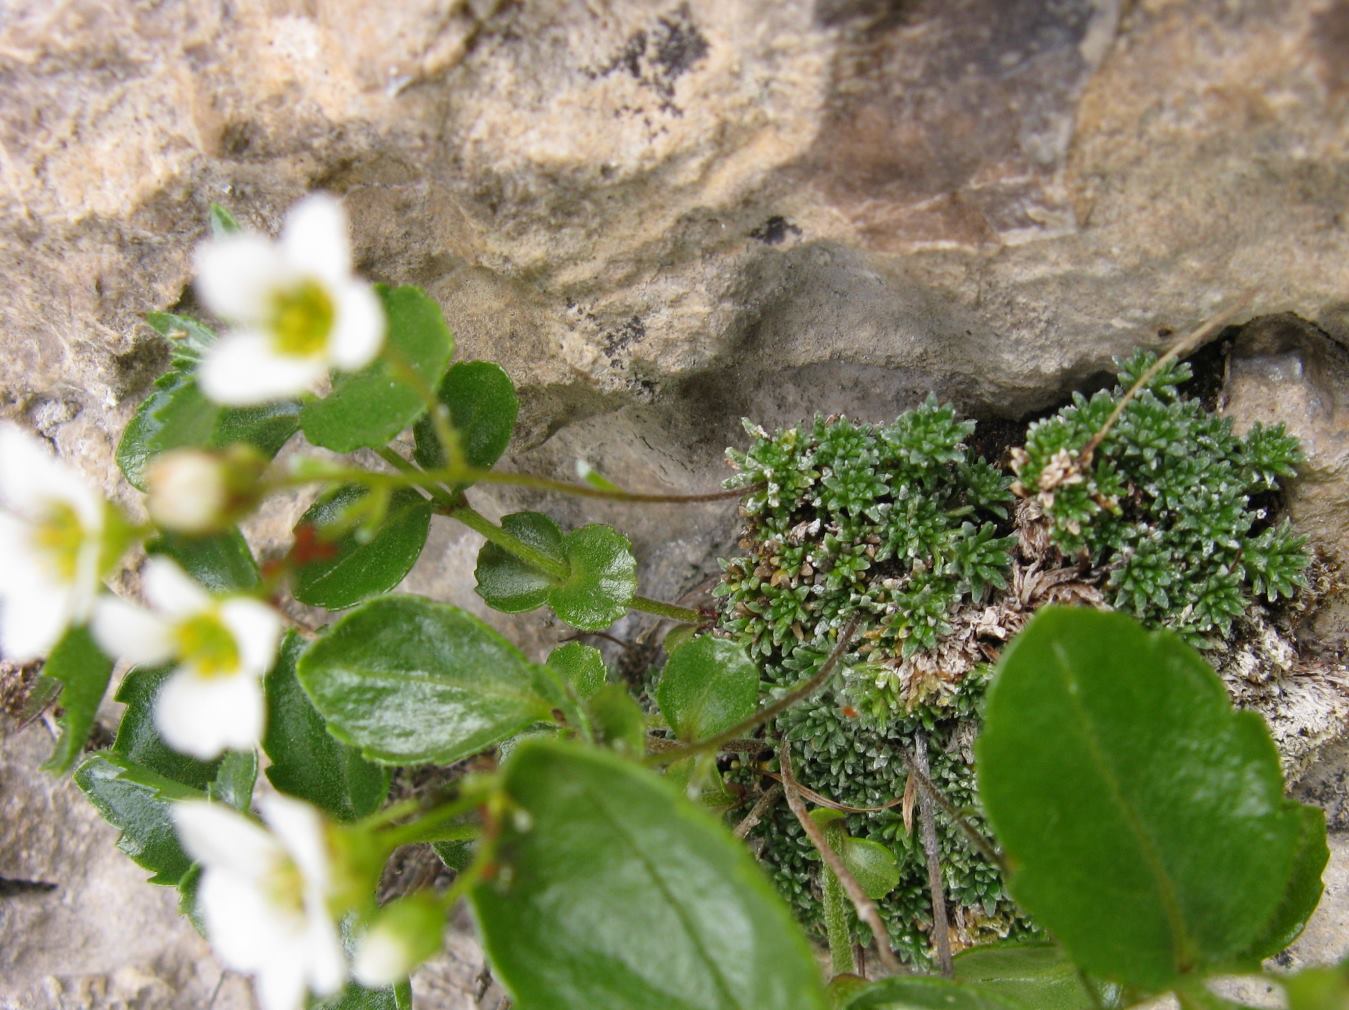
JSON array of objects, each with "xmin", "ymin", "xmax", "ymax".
[
  {"xmin": 546, "ymin": 642, "xmax": 607, "ymax": 700},
  {"xmin": 585, "ymin": 682, "xmax": 647, "ymax": 756},
  {"xmin": 470, "ymin": 738, "xmax": 829, "ymax": 1010},
  {"xmin": 116, "ymin": 366, "xmax": 300, "ymax": 490},
  {"xmin": 1284, "ymin": 958, "xmax": 1349, "ymax": 1010},
  {"xmin": 656, "ymin": 635, "xmax": 758, "ymax": 742},
  {"xmin": 296, "ymin": 595, "xmax": 555, "ymax": 765},
  {"xmin": 301, "ymin": 285, "xmax": 454, "ymax": 453},
  {"xmin": 432, "ymin": 839, "xmax": 474, "ymax": 872},
  {"xmin": 474, "ymin": 511, "xmax": 566, "ymax": 613},
  {"xmin": 311, "ymin": 981, "xmax": 413, "ymax": 1010},
  {"xmin": 265, "ymin": 632, "xmax": 390, "ymax": 820},
  {"xmin": 208, "ymin": 203, "xmax": 240, "ymax": 236},
  {"xmin": 952, "ymin": 942, "xmax": 1110, "ymax": 1010},
  {"xmin": 292, "ymin": 486, "xmax": 433, "ymax": 610},
  {"xmin": 474, "ymin": 515, "xmax": 637, "ymax": 630},
  {"xmin": 976, "ymin": 607, "xmax": 1314, "ymax": 992},
  {"xmin": 147, "ymin": 528, "xmax": 260, "ymax": 593},
  {"xmin": 207, "ymin": 748, "xmax": 258, "ymax": 810},
  {"xmin": 843, "ymin": 978, "xmax": 1027, "ymax": 1010},
  {"xmin": 413, "ymin": 360, "xmax": 518, "ymax": 476},
  {"xmin": 1231, "ymin": 803, "xmax": 1328, "ymax": 963},
  {"xmin": 838, "ymin": 836, "xmax": 900, "ymax": 901},
  {"xmin": 39, "ymin": 625, "xmax": 114, "ymax": 774},
  {"xmin": 74, "ymin": 751, "xmax": 201, "ymax": 884},
  {"xmin": 549, "ymin": 524, "xmax": 637, "ymax": 630}
]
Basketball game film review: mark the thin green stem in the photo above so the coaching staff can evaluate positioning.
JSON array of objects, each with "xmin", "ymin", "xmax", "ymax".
[
  {"xmin": 468, "ymin": 467, "xmax": 756, "ymax": 504},
  {"xmin": 374, "ymin": 445, "xmax": 458, "ymax": 510},
  {"xmin": 448, "ymin": 504, "xmax": 568, "ymax": 580},
  {"xmin": 649, "ymin": 617, "xmax": 860, "ymax": 767},
  {"xmin": 822, "ymin": 858, "xmax": 857, "ymax": 976},
  {"xmin": 630, "ymin": 594, "xmax": 702, "ymax": 624},
  {"xmin": 377, "ymin": 787, "xmax": 489, "ymax": 852}
]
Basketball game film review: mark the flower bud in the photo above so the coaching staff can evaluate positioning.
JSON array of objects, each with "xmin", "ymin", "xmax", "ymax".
[
  {"xmin": 146, "ymin": 445, "xmax": 265, "ymax": 533},
  {"xmin": 353, "ymin": 893, "xmax": 445, "ymax": 987}
]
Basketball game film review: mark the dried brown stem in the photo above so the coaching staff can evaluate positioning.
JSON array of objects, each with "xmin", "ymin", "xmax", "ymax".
[
  {"xmin": 898, "ymin": 749, "xmax": 1006, "ymax": 872},
  {"xmin": 779, "ymin": 740, "xmax": 903, "ymax": 976},
  {"xmin": 733, "ymin": 784, "xmax": 782, "ymax": 839},
  {"xmin": 1079, "ymin": 295, "xmax": 1252, "ymax": 466},
  {"xmin": 913, "ymin": 735, "xmax": 953, "ymax": 977}
]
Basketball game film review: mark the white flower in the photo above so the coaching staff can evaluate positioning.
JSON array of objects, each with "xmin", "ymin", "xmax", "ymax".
[
  {"xmin": 174, "ymin": 795, "xmax": 346, "ymax": 1010},
  {"xmin": 194, "ymin": 194, "xmax": 385, "ymax": 406},
  {"xmin": 146, "ymin": 449, "xmax": 230, "ymax": 534},
  {"xmin": 92, "ymin": 558, "xmax": 282, "ymax": 758},
  {"xmin": 0, "ymin": 423, "xmax": 117, "ymax": 661}
]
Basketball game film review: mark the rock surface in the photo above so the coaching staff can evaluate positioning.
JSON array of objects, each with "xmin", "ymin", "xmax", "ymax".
[{"xmin": 2, "ymin": 0, "xmax": 1348, "ymax": 1006}]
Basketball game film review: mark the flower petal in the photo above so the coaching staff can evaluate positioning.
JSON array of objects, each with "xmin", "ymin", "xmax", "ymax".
[
  {"xmin": 327, "ymin": 280, "xmax": 385, "ymax": 372},
  {"xmin": 301, "ymin": 902, "xmax": 346, "ymax": 995},
  {"xmin": 218, "ymin": 598, "xmax": 283, "ymax": 678},
  {"xmin": 0, "ymin": 422, "xmax": 103, "ymax": 528},
  {"xmin": 0, "ymin": 580, "xmax": 71, "ymax": 661},
  {"xmin": 258, "ymin": 794, "xmax": 330, "ymax": 892},
  {"xmin": 255, "ymin": 956, "xmax": 309, "ymax": 1010},
  {"xmin": 92, "ymin": 596, "xmax": 175, "ymax": 666},
  {"xmin": 141, "ymin": 557, "xmax": 212, "ymax": 618},
  {"xmin": 280, "ymin": 194, "xmax": 351, "ymax": 287},
  {"xmin": 173, "ymin": 800, "xmax": 279, "ymax": 878},
  {"xmin": 155, "ymin": 669, "xmax": 264, "ymax": 759},
  {"xmin": 199, "ymin": 868, "xmax": 301, "ymax": 974},
  {"xmin": 198, "ymin": 330, "xmax": 328, "ymax": 406},
  {"xmin": 194, "ymin": 234, "xmax": 291, "ymax": 323}
]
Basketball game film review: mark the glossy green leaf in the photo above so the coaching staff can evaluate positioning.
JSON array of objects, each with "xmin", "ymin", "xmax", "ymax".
[
  {"xmin": 413, "ymin": 360, "xmax": 518, "ymax": 475},
  {"xmin": 952, "ymin": 942, "xmax": 1108, "ymax": 1010},
  {"xmin": 549, "ymin": 524, "xmax": 637, "ymax": 630},
  {"xmin": 301, "ymin": 285, "xmax": 454, "ymax": 453},
  {"xmin": 147, "ymin": 528, "xmax": 260, "ymax": 593},
  {"xmin": 207, "ymin": 748, "xmax": 258, "ymax": 810},
  {"xmin": 432, "ymin": 839, "xmax": 474, "ymax": 872},
  {"xmin": 546, "ymin": 642, "xmax": 607, "ymax": 700},
  {"xmin": 74, "ymin": 751, "xmax": 201, "ymax": 884},
  {"xmin": 39, "ymin": 625, "xmax": 114, "ymax": 773},
  {"xmin": 977, "ymin": 607, "xmax": 1314, "ymax": 991},
  {"xmin": 656, "ymin": 636, "xmax": 758, "ymax": 742},
  {"xmin": 474, "ymin": 511, "xmax": 566, "ymax": 613},
  {"xmin": 474, "ymin": 515, "xmax": 637, "ymax": 630},
  {"xmin": 1230, "ymin": 803, "xmax": 1328, "ymax": 963},
  {"xmin": 296, "ymin": 596, "xmax": 554, "ymax": 765},
  {"xmin": 470, "ymin": 738, "xmax": 829, "ymax": 1010},
  {"xmin": 117, "ymin": 366, "xmax": 300, "ymax": 490},
  {"xmin": 843, "ymin": 978, "xmax": 1026, "ymax": 1010},
  {"xmin": 265, "ymin": 632, "xmax": 390, "ymax": 820},
  {"xmin": 292, "ymin": 486, "xmax": 432, "ymax": 609},
  {"xmin": 838, "ymin": 835, "xmax": 900, "ymax": 901}
]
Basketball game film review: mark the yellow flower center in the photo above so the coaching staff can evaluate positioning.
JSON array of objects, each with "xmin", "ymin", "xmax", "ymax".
[
  {"xmin": 173, "ymin": 612, "xmax": 241, "ymax": 678},
  {"xmin": 33, "ymin": 502, "xmax": 87, "ymax": 581},
  {"xmin": 269, "ymin": 280, "xmax": 335, "ymax": 357},
  {"xmin": 263, "ymin": 855, "xmax": 306, "ymax": 916}
]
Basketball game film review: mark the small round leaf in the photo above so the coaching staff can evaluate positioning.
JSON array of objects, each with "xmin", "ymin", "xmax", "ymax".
[
  {"xmin": 474, "ymin": 511, "xmax": 566, "ymax": 613},
  {"xmin": 656, "ymin": 636, "xmax": 759, "ymax": 742}
]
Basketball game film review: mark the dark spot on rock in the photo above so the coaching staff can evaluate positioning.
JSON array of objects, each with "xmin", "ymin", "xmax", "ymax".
[
  {"xmin": 651, "ymin": 5, "xmax": 710, "ymax": 89},
  {"xmin": 585, "ymin": 5, "xmax": 709, "ymax": 115},
  {"xmin": 0, "ymin": 877, "xmax": 58, "ymax": 899},
  {"xmin": 603, "ymin": 316, "xmax": 646, "ymax": 363},
  {"xmin": 221, "ymin": 120, "xmax": 258, "ymax": 158},
  {"xmin": 750, "ymin": 216, "xmax": 803, "ymax": 245}
]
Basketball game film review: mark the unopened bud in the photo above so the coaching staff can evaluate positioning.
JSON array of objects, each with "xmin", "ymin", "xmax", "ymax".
[
  {"xmin": 146, "ymin": 445, "xmax": 265, "ymax": 533},
  {"xmin": 353, "ymin": 893, "xmax": 445, "ymax": 987}
]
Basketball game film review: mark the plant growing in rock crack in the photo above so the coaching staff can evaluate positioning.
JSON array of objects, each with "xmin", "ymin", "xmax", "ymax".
[
  {"xmin": 1010, "ymin": 350, "xmax": 1309, "ymax": 646},
  {"xmin": 6, "ymin": 196, "xmax": 1343, "ymax": 1010}
]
